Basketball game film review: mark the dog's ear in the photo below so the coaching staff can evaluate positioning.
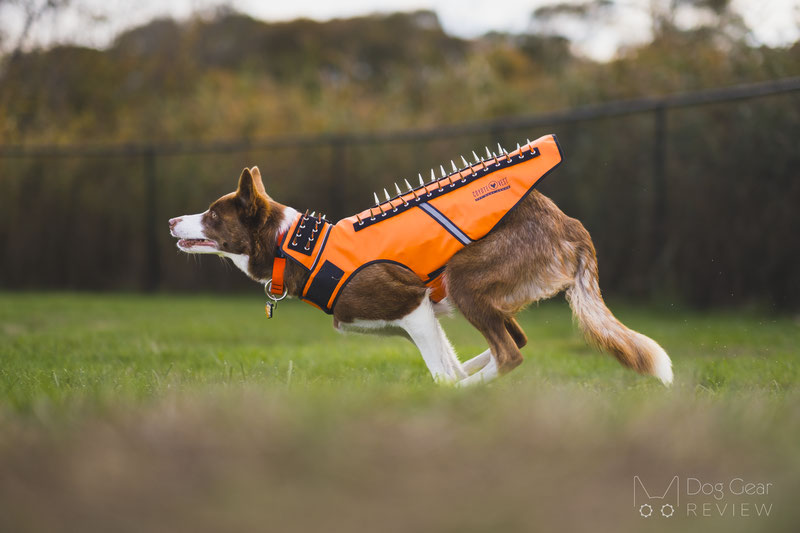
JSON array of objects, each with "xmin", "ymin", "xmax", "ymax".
[
  {"xmin": 249, "ymin": 166, "xmax": 267, "ymax": 196},
  {"xmin": 237, "ymin": 167, "xmax": 270, "ymax": 222}
]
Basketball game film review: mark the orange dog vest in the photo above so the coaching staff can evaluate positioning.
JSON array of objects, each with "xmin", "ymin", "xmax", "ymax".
[{"xmin": 277, "ymin": 134, "xmax": 563, "ymax": 314}]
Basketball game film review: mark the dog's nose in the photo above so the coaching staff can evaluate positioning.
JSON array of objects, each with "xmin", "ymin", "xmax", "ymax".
[{"xmin": 169, "ymin": 217, "xmax": 182, "ymax": 229}]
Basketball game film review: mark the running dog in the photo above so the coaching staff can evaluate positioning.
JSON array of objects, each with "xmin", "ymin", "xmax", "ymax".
[{"xmin": 168, "ymin": 135, "xmax": 672, "ymax": 386}]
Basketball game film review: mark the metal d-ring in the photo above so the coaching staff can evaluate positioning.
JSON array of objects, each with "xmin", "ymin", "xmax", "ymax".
[{"xmin": 265, "ymin": 279, "xmax": 288, "ymax": 301}]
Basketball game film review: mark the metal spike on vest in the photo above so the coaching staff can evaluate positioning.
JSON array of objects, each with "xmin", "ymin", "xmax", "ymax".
[{"xmin": 279, "ymin": 135, "xmax": 562, "ymax": 314}]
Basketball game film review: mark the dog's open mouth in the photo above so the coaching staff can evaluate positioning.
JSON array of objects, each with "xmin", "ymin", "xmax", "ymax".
[{"xmin": 177, "ymin": 238, "xmax": 218, "ymax": 250}]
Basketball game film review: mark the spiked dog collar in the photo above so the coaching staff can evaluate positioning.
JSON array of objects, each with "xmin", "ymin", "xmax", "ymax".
[
  {"xmin": 270, "ymin": 211, "xmax": 335, "ymax": 297},
  {"xmin": 282, "ymin": 211, "xmax": 333, "ymax": 269}
]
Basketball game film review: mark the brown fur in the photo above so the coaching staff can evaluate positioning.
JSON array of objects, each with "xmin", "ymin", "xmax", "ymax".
[
  {"xmin": 334, "ymin": 265, "xmax": 428, "ymax": 323},
  {"xmin": 193, "ymin": 167, "xmax": 667, "ymax": 382}
]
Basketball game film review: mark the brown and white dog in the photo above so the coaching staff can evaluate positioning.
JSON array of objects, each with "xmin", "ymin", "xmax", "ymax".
[{"xmin": 169, "ymin": 166, "xmax": 672, "ymax": 386}]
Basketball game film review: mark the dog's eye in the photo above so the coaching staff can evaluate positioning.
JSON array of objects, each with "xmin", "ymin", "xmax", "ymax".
[{"xmin": 209, "ymin": 211, "xmax": 218, "ymax": 220}]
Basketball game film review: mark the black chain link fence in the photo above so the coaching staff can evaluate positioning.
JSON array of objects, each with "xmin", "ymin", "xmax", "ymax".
[{"xmin": 1, "ymin": 78, "xmax": 799, "ymax": 308}]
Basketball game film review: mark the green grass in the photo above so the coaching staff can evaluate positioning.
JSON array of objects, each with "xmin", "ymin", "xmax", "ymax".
[{"xmin": 0, "ymin": 292, "xmax": 799, "ymax": 532}]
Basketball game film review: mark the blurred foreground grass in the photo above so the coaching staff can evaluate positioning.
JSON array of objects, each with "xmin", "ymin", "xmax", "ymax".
[{"xmin": 1, "ymin": 292, "xmax": 799, "ymax": 532}]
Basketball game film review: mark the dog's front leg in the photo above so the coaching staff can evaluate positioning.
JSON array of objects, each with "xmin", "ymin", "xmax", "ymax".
[
  {"xmin": 456, "ymin": 356, "xmax": 499, "ymax": 387},
  {"xmin": 462, "ymin": 349, "xmax": 492, "ymax": 375},
  {"xmin": 398, "ymin": 297, "xmax": 466, "ymax": 384}
]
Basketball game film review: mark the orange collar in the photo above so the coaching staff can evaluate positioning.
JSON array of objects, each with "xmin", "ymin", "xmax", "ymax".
[{"xmin": 270, "ymin": 230, "xmax": 288, "ymax": 296}]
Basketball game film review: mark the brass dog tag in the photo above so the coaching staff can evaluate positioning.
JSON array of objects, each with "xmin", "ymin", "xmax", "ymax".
[{"xmin": 265, "ymin": 301, "xmax": 276, "ymax": 319}]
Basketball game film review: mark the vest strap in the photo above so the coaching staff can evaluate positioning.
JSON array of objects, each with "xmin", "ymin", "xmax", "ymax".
[{"xmin": 271, "ymin": 231, "xmax": 287, "ymax": 296}]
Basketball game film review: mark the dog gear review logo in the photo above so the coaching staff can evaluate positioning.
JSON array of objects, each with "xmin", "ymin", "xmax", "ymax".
[
  {"xmin": 634, "ymin": 476, "xmax": 679, "ymax": 518},
  {"xmin": 633, "ymin": 476, "xmax": 774, "ymax": 519}
]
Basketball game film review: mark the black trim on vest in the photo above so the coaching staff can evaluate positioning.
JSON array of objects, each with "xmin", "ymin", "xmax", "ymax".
[
  {"xmin": 303, "ymin": 260, "xmax": 345, "ymax": 314},
  {"xmin": 352, "ymin": 146, "xmax": 540, "ymax": 232},
  {"xmin": 307, "ymin": 225, "xmax": 332, "ymax": 272},
  {"xmin": 426, "ymin": 265, "xmax": 446, "ymax": 283}
]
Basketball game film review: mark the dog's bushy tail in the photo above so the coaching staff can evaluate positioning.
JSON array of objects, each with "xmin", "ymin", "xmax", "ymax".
[{"xmin": 565, "ymin": 247, "xmax": 673, "ymax": 385}]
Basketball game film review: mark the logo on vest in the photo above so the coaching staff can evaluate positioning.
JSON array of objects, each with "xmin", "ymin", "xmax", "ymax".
[{"xmin": 472, "ymin": 177, "xmax": 510, "ymax": 201}]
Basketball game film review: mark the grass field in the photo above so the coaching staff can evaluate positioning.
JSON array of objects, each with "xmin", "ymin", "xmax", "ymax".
[{"xmin": 1, "ymin": 292, "xmax": 799, "ymax": 532}]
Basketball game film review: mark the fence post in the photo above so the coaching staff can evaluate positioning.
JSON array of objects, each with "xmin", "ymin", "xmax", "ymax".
[
  {"xmin": 143, "ymin": 147, "xmax": 160, "ymax": 291},
  {"xmin": 651, "ymin": 105, "xmax": 668, "ymax": 278}
]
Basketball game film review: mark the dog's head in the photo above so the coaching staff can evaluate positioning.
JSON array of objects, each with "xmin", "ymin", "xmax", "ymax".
[{"xmin": 169, "ymin": 166, "xmax": 271, "ymax": 256}]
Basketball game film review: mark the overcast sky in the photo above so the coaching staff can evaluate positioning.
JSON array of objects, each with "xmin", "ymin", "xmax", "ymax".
[{"xmin": 1, "ymin": 0, "xmax": 798, "ymax": 60}]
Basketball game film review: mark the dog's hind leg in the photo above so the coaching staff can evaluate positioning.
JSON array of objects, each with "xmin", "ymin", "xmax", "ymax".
[
  {"xmin": 448, "ymin": 296, "xmax": 524, "ymax": 387},
  {"xmin": 461, "ymin": 318, "xmax": 526, "ymax": 376},
  {"xmin": 505, "ymin": 317, "xmax": 527, "ymax": 348},
  {"xmin": 458, "ymin": 313, "xmax": 522, "ymax": 386}
]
